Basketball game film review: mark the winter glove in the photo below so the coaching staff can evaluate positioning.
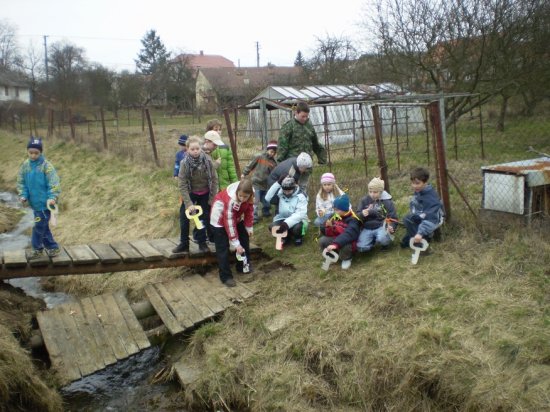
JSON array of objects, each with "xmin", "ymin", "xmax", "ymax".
[{"xmin": 276, "ymin": 222, "xmax": 289, "ymax": 234}]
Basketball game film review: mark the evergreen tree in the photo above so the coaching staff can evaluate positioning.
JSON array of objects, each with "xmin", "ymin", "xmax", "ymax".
[
  {"xmin": 135, "ymin": 29, "xmax": 170, "ymax": 75},
  {"xmin": 294, "ymin": 51, "xmax": 305, "ymax": 67}
]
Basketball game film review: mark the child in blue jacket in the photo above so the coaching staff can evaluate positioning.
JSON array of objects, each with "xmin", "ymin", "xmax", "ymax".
[
  {"xmin": 173, "ymin": 134, "xmax": 188, "ymax": 178},
  {"xmin": 17, "ymin": 137, "xmax": 61, "ymax": 259},
  {"xmin": 400, "ymin": 167, "xmax": 444, "ymax": 248}
]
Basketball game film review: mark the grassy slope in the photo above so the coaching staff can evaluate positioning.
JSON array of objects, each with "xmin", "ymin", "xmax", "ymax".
[{"xmin": 0, "ymin": 124, "xmax": 549, "ymax": 410}]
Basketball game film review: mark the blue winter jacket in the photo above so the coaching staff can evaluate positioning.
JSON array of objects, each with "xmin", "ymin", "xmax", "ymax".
[
  {"xmin": 17, "ymin": 155, "xmax": 61, "ymax": 211},
  {"xmin": 174, "ymin": 150, "xmax": 186, "ymax": 177},
  {"xmin": 409, "ymin": 184, "xmax": 444, "ymax": 227}
]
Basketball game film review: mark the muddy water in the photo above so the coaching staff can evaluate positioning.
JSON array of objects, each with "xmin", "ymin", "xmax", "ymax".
[{"xmin": 1, "ymin": 192, "xmax": 186, "ymax": 411}]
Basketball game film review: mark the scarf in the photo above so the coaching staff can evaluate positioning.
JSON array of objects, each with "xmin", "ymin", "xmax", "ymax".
[{"xmin": 183, "ymin": 152, "xmax": 214, "ymax": 195}]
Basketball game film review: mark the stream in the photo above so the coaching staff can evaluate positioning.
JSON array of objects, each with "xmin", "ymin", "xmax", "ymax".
[{"xmin": 1, "ymin": 192, "xmax": 183, "ymax": 411}]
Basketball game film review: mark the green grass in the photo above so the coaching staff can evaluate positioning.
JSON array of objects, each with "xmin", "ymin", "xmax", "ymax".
[{"xmin": 1, "ymin": 110, "xmax": 549, "ymax": 411}]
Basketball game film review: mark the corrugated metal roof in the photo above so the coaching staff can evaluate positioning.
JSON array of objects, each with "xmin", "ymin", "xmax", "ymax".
[{"xmin": 482, "ymin": 157, "xmax": 550, "ymax": 187}]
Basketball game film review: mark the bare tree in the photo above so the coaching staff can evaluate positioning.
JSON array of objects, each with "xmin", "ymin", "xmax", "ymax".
[
  {"xmin": 48, "ymin": 41, "xmax": 87, "ymax": 112},
  {"xmin": 364, "ymin": 0, "xmax": 549, "ymax": 128},
  {"xmin": 305, "ymin": 35, "xmax": 358, "ymax": 84},
  {"xmin": 0, "ymin": 19, "xmax": 22, "ymax": 70}
]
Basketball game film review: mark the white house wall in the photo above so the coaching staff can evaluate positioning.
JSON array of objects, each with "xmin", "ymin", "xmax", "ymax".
[{"xmin": 0, "ymin": 85, "xmax": 31, "ymax": 104}]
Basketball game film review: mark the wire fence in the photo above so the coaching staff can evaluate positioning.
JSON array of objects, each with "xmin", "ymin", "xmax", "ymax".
[{"xmin": 1, "ymin": 100, "xmax": 548, "ymax": 237}]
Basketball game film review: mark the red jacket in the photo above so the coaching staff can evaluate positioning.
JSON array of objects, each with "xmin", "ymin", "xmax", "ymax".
[{"xmin": 210, "ymin": 182, "xmax": 254, "ymax": 247}]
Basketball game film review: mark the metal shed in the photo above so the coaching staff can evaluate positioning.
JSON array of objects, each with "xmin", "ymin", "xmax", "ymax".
[
  {"xmin": 244, "ymin": 84, "xmax": 426, "ymax": 145},
  {"xmin": 481, "ymin": 157, "xmax": 550, "ymax": 220}
]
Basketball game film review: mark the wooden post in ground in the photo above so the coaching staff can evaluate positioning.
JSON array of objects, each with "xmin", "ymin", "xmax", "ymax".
[
  {"xmin": 371, "ymin": 105, "xmax": 390, "ymax": 193},
  {"xmin": 100, "ymin": 107, "xmax": 108, "ymax": 150},
  {"xmin": 223, "ymin": 108, "xmax": 241, "ymax": 176},
  {"xmin": 144, "ymin": 108, "xmax": 160, "ymax": 167}
]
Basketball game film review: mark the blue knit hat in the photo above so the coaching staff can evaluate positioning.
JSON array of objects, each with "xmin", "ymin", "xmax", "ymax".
[
  {"xmin": 27, "ymin": 137, "xmax": 43, "ymax": 152},
  {"xmin": 333, "ymin": 193, "xmax": 350, "ymax": 211},
  {"xmin": 178, "ymin": 135, "xmax": 188, "ymax": 146}
]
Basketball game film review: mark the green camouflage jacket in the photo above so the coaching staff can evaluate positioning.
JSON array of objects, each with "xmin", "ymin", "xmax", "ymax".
[{"xmin": 276, "ymin": 118, "xmax": 327, "ymax": 164}]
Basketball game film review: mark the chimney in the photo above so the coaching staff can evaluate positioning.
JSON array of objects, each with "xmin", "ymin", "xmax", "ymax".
[{"xmin": 200, "ymin": 50, "xmax": 204, "ymax": 56}]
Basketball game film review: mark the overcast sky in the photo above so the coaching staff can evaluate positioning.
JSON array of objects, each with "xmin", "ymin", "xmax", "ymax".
[{"xmin": 3, "ymin": 0, "xmax": 367, "ymax": 72}]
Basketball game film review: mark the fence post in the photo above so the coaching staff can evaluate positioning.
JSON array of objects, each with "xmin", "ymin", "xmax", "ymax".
[
  {"xmin": 359, "ymin": 103, "xmax": 368, "ymax": 178},
  {"xmin": 371, "ymin": 105, "xmax": 390, "ymax": 193},
  {"xmin": 429, "ymin": 101, "xmax": 451, "ymax": 220},
  {"xmin": 144, "ymin": 108, "xmax": 160, "ymax": 167},
  {"xmin": 223, "ymin": 108, "xmax": 241, "ymax": 177},
  {"xmin": 323, "ymin": 105, "xmax": 332, "ymax": 169},
  {"xmin": 68, "ymin": 108, "xmax": 76, "ymax": 142},
  {"xmin": 48, "ymin": 109, "xmax": 54, "ymax": 137},
  {"xmin": 100, "ymin": 107, "xmax": 108, "ymax": 151}
]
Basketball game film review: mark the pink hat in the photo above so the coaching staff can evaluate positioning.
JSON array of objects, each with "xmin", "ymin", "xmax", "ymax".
[{"xmin": 320, "ymin": 172, "xmax": 335, "ymax": 184}]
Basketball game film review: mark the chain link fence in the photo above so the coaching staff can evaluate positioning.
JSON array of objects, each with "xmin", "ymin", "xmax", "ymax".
[{"xmin": 2, "ymin": 99, "xmax": 548, "ymax": 236}]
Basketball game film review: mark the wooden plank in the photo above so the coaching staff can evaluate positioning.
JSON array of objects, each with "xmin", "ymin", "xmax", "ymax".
[
  {"xmin": 55, "ymin": 304, "xmax": 99, "ymax": 377},
  {"xmin": 101, "ymin": 294, "xmax": 140, "ymax": 356},
  {"xmin": 144, "ymin": 284, "xmax": 184, "ymax": 335},
  {"xmin": 192, "ymin": 274, "xmax": 233, "ymax": 309},
  {"xmin": 80, "ymin": 297, "xmax": 117, "ymax": 366},
  {"xmin": 129, "ymin": 240, "xmax": 163, "ymax": 261},
  {"xmin": 110, "ymin": 241, "xmax": 143, "ymax": 263},
  {"xmin": 113, "ymin": 292, "xmax": 151, "ymax": 350},
  {"xmin": 173, "ymin": 278, "xmax": 215, "ymax": 320},
  {"xmin": 202, "ymin": 272, "xmax": 244, "ymax": 303},
  {"xmin": 61, "ymin": 302, "xmax": 105, "ymax": 376},
  {"xmin": 174, "ymin": 360, "xmax": 200, "ymax": 386},
  {"xmin": 148, "ymin": 238, "xmax": 184, "ymax": 259},
  {"xmin": 234, "ymin": 281, "xmax": 256, "ymax": 299},
  {"xmin": 91, "ymin": 295, "xmax": 128, "ymax": 360},
  {"xmin": 89, "ymin": 243, "xmax": 121, "ymax": 264},
  {"xmin": 180, "ymin": 276, "xmax": 225, "ymax": 314},
  {"xmin": 155, "ymin": 282, "xmax": 196, "ymax": 328},
  {"xmin": 64, "ymin": 245, "xmax": 100, "ymax": 265},
  {"xmin": 26, "ymin": 250, "xmax": 50, "ymax": 267},
  {"xmin": 51, "ymin": 247, "xmax": 72, "ymax": 266},
  {"xmin": 36, "ymin": 311, "xmax": 81, "ymax": 383}
]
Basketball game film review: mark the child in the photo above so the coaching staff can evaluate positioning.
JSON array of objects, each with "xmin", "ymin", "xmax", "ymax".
[
  {"xmin": 210, "ymin": 179, "xmax": 255, "ymax": 287},
  {"xmin": 173, "ymin": 134, "xmax": 188, "ymax": 179},
  {"xmin": 17, "ymin": 137, "xmax": 61, "ymax": 259},
  {"xmin": 206, "ymin": 118, "xmax": 223, "ymax": 134},
  {"xmin": 203, "ymin": 130, "xmax": 238, "ymax": 190},
  {"xmin": 319, "ymin": 193, "xmax": 361, "ymax": 270},
  {"xmin": 173, "ymin": 136, "xmax": 218, "ymax": 254},
  {"xmin": 400, "ymin": 167, "xmax": 444, "ymax": 248},
  {"xmin": 267, "ymin": 152, "xmax": 313, "ymax": 195},
  {"xmin": 241, "ymin": 140, "xmax": 278, "ymax": 223},
  {"xmin": 314, "ymin": 172, "xmax": 344, "ymax": 227},
  {"xmin": 356, "ymin": 177, "xmax": 398, "ymax": 252},
  {"xmin": 269, "ymin": 176, "xmax": 308, "ymax": 247}
]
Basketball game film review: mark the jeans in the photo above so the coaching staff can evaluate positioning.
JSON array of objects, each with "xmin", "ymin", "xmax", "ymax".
[
  {"xmin": 178, "ymin": 192, "xmax": 212, "ymax": 246},
  {"xmin": 357, "ymin": 226, "xmax": 392, "ymax": 252},
  {"xmin": 254, "ymin": 187, "xmax": 271, "ymax": 219},
  {"xmin": 213, "ymin": 222, "xmax": 250, "ymax": 283},
  {"xmin": 32, "ymin": 210, "xmax": 58, "ymax": 251},
  {"xmin": 269, "ymin": 219, "xmax": 304, "ymax": 241},
  {"xmin": 313, "ymin": 214, "xmax": 331, "ymax": 228},
  {"xmin": 403, "ymin": 213, "xmax": 438, "ymax": 240}
]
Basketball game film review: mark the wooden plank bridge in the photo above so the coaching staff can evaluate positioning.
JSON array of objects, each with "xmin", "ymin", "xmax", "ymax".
[
  {"xmin": 0, "ymin": 237, "xmax": 260, "ymax": 385},
  {"xmin": 0, "ymin": 237, "xmax": 261, "ymax": 279}
]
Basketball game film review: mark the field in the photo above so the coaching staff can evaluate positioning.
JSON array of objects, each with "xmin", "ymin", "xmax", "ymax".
[{"xmin": 0, "ymin": 107, "xmax": 549, "ymax": 411}]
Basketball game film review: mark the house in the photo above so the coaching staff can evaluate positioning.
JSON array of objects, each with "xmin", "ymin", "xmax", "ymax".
[
  {"xmin": 196, "ymin": 66, "xmax": 302, "ymax": 113},
  {"xmin": 0, "ymin": 70, "xmax": 31, "ymax": 104},
  {"xmin": 173, "ymin": 51, "xmax": 235, "ymax": 71}
]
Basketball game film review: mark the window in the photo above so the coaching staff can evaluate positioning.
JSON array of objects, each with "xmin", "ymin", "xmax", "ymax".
[
  {"xmin": 15, "ymin": 87, "xmax": 19, "ymax": 97},
  {"xmin": 4, "ymin": 86, "xmax": 8, "ymax": 96}
]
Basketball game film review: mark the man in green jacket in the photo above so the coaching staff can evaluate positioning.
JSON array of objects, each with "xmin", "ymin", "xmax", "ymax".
[
  {"xmin": 204, "ymin": 130, "xmax": 238, "ymax": 190},
  {"xmin": 277, "ymin": 101, "xmax": 327, "ymax": 165}
]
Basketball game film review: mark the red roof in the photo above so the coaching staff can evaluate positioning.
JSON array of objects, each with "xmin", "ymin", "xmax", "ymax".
[{"xmin": 173, "ymin": 52, "xmax": 235, "ymax": 70}]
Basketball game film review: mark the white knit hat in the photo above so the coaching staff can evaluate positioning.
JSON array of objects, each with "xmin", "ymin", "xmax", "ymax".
[{"xmin": 296, "ymin": 152, "xmax": 313, "ymax": 168}]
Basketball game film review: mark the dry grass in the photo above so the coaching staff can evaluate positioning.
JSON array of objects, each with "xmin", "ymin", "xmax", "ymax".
[
  {"xmin": 1, "ymin": 118, "xmax": 549, "ymax": 411},
  {"xmin": 0, "ymin": 325, "xmax": 62, "ymax": 412}
]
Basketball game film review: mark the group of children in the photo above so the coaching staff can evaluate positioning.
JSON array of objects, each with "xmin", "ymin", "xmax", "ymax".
[{"xmin": 18, "ymin": 124, "xmax": 443, "ymax": 289}]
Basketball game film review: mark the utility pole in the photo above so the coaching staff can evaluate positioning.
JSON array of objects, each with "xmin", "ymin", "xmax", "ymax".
[
  {"xmin": 256, "ymin": 41, "xmax": 260, "ymax": 68},
  {"xmin": 43, "ymin": 35, "xmax": 49, "ymax": 82}
]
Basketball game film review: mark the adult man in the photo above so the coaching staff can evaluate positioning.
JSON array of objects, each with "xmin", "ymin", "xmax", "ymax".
[{"xmin": 277, "ymin": 101, "xmax": 327, "ymax": 164}]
